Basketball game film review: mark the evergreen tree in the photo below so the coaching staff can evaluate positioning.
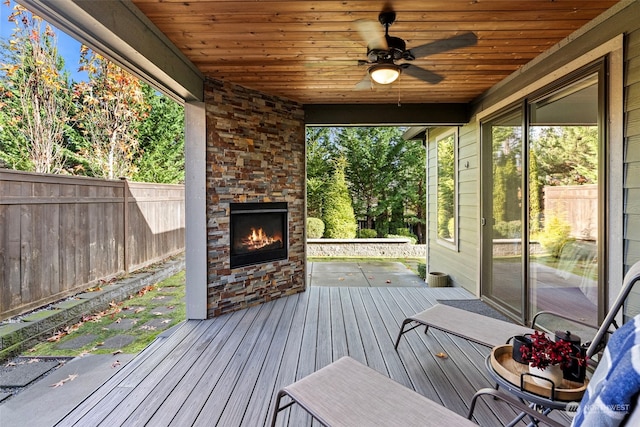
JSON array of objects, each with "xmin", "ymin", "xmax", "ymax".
[
  {"xmin": 306, "ymin": 127, "xmax": 334, "ymax": 218},
  {"xmin": 134, "ymin": 84, "xmax": 184, "ymax": 183},
  {"xmin": 322, "ymin": 157, "xmax": 357, "ymax": 238},
  {"xmin": 338, "ymin": 127, "xmax": 404, "ymax": 231}
]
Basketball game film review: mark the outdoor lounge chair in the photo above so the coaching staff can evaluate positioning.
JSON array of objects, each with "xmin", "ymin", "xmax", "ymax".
[
  {"xmin": 394, "ymin": 260, "xmax": 640, "ymax": 360},
  {"xmin": 270, "ymin": 313, "xmax": 640, "ymax": 427}
]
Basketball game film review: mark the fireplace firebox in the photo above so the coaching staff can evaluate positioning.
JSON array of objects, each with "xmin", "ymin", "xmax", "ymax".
[{"xmin": 230, "ymin": 202, "xmax": 288, "ymax": 268}]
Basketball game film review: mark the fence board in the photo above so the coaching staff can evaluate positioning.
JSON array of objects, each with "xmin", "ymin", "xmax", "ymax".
[{"xmin": 0, "ymin": 170, "xmax": 185, "ymax": 319}]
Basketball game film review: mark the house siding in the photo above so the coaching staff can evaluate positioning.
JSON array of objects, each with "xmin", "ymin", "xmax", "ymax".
[
  {"xmin": 625, "ymin": 26, "xmax": 640, "ymax": 317},
  {"xmin": 426, "ymin": 126, "xmax": 479, "ymax": 295},
  {"xmin": 426, "ymin": 1, "xmax": 640, "ymax": 319}
]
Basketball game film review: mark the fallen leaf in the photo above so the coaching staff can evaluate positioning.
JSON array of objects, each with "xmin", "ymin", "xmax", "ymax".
[
  {"xmin": 436, "ymin": 352, "xmax": 449, "ymax": 359},
  {"xmin": 115, "ymin": 318, "xmax": 121, "ymax": 323},
  {"xmin": 112, "ymin": 349, "xmax": 122, "ymax": 355},
  {"xmin": 338, "ymin": 277, "xmax": 344, "ymax": 281},
  {"xmin": 50, "ymin": 380, "xmax": 66, "ymax": 388},
  {"xmin": 134, "ymin": 307, "xmax": 145, "ymax": 314},
  {"xmin": 112, "ymin": 360, "xmax": 121, "ymax": 368},
  {"xmin": 66, "ymin": 374, "xmax": 78, "ymax": 382},
  {"xmin": 78, "ymin": 350, "xmax": 92, "ymax": 357},
  {"xmin": 167, "ymin": 305, "xmax": 175, "ymax": 310},
  {"xmin": 27, "ymin": 358, "xmax": 41, "ymax": 364},
  {"xmin": 5, "ymin": 362, "xmax": 16, "ymax": 367},
  {"xmin": 96, "ymin": 342, "xmax": 104, "ymax": 346},
  {"xmin": 368, "ymin": 276, "xmax": 374, "ymax": 279},
  {"xmin": 385, "ymin": 280, "xmax": 391, "ymax": 283},
  {"xmin": 161, "ymin": 319, "xmax": 170, "ymax": 324}
]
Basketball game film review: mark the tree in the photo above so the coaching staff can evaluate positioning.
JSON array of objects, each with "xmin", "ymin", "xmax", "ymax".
[
  {"xmin": 338, "ymin": 127, "xmax": 404, "ymax": 232},
  {"xmin": 306, "ymin": 127, "xmax": 335, "ymax": 218},
  {"xmin": 133, "ymin": 84, "xmax": 184, "ymax": 183},
  {"xmin": 73, "ymin": 47, "xmax": 147, "ymax": 179},
  {"xmin": 322, "ymin": 157, "xmax": 357, "ymax": 238},
  {"xmin": 0, "ymin": 3, "xmax": 70, "ymax": 173},
  {"xmin": 398, "ymin": 139, "xmax": 426, "ymax": 243}
]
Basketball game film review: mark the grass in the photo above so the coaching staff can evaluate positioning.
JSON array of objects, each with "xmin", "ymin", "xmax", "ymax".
[{"xmin": 26, "ymin": 271, "xmax": 186, "ymax": 357}]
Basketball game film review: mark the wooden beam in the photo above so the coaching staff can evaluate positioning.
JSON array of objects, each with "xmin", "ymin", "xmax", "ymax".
[
  {"xmin": 17, "ymin": 0, "xmax": 204, "ymax": 102},
  {"xmin": 304, "ymin": 103, "xmax": 470, "ymax": 126}
]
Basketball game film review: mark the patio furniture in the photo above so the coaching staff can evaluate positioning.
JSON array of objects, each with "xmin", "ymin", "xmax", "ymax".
[
  {"xmin": 268, "ymin": 356, "xmax": 563, "ymax": 427},
  {"xmin": 269, "ymin": 356, "xmax": 474, "ymax": 426},
  {"xmin": 394, "ymin": 260, "xmax": 640, "ymax": 360},
  {"xmin": 271, "ymin": 314, "xmax": 640, "ymax": 427}
]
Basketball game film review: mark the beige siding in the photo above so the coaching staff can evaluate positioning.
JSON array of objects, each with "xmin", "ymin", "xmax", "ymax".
[
  {"xmin": 625, "ymin": 27, "xmax": 640, "ymax": 318},
  {"xmin": 426, "ymin": 124, "xmax": 479, "ymax": 295}
]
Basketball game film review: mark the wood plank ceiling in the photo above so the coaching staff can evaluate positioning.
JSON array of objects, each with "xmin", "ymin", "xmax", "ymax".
[{"xmin": 131, "ymin": 0, "xmax": 619, "ymax": 105}]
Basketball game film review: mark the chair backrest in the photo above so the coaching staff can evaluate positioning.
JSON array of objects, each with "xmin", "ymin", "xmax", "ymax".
[
  {"xmin": 586, "ymin": 260, "xmax": 640, "ymax": 358},
  {"xmin": 570, "ymin": 314, "xmax": 640, "ymax": 426}
]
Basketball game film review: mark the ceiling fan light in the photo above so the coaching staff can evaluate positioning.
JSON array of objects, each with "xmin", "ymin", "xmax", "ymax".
[{"xmin": 368, "ymin": 63, "xmax": 401, "ymax": 84}]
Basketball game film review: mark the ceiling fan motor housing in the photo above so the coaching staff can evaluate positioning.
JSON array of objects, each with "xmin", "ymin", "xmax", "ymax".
[{"xmin": 367, "ymin": 36, "xmax": 407, "ymax": 62}]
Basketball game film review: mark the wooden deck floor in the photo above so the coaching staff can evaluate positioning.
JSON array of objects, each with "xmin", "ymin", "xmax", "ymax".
[{"xmin": 54, "ymin": 286, "xmax": 568, "ymax": 426}]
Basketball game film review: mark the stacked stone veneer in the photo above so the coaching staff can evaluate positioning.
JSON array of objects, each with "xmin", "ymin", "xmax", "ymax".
[{"xmin": 205, "ymin": 78, "xmax": 306, "ymax": 317}]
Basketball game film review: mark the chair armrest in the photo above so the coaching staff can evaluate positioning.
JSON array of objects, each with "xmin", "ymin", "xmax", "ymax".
[{"xmin": 467, "ymin": 388, "xmax": 568, "ymax": 427}]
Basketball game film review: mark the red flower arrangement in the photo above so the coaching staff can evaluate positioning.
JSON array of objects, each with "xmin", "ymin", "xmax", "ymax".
[{"xmin": 520, "ymin": 331, "xmax": 587, "ymax": 370}]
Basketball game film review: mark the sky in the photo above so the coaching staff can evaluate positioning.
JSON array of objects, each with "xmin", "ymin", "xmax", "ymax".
[{"xmin": 0, "ymin": 0, "xmax": 87, "ymax": 82}]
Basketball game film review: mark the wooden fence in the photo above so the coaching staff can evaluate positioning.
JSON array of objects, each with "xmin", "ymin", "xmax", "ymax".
[
  {"xmin": 544, "ymin": 184, "xmax": 598, "ymax": 240},
  {"xmin": 0, "ymin": 169, "xmax": 185, "ymax": 320}
]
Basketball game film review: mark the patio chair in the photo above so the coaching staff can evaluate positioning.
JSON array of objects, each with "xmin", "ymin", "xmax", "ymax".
[
  {"xmin": 394, "ymin": 260, "xmax": 640, "ymax": 360},
  {"xmin": 270, "ymin": 313, "xmax": 640, "ymax": 426}
]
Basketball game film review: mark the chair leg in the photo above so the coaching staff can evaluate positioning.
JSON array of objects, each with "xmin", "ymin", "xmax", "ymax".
[
  {"xmin": 394, "ymin": 319, "xmax": 410, "ymax": 350},
  {"xmin": 270, "ymin": 390, "xmax": 290, "ymax": 427}
]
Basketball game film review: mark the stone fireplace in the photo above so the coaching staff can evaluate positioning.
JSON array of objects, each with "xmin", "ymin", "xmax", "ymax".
[
  {"xmin": 205, "ymin": 78, "xmax": 305, "ymax": 318},
  {"xmin": 230, "ymin": 202, "xmax": 288, "ymax": 268}
]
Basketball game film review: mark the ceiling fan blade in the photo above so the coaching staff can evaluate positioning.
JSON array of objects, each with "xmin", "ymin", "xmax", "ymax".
[
  {"xmin": 354, "ymin": 75, "xmax": 373, "ymax": 91},
  {"xmin": 400, "ymin": 64, "xmax": 443, "ymax": 84},
  {"xmin": 354, "ymin": 19, "xmax": 388, "ymax": 50},
  {"xmin": 407, "ymin": 32, "xmax": 477, "ymax": 59}
]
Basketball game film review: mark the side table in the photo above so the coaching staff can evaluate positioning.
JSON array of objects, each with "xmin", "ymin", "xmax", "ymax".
[{"xmin": 485, "ymin": 345, "xmax": 587, "ymax": 427}]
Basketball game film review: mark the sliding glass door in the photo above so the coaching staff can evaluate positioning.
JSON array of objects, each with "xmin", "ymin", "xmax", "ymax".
[
  {"xmin": 481, "ymin": 109, "xmax": 524, "ymax": 320},
  {"xmin": 481, "ymin": 63, "xmax": 604, "ymax": 327},
  {"xmin": 527, "ymin": 72, "xmax": 601, "ymax": 328}
]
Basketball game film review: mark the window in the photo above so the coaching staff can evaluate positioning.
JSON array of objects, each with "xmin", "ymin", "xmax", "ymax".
[{"xmin": 436, "ymin": 129, "xmax": 457, "ymax": 249}]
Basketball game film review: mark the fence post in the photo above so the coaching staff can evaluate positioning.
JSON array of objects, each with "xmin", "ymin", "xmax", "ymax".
[{"xmin": 121, "ymin": 177, "xmax": 129, "ymax": 273}]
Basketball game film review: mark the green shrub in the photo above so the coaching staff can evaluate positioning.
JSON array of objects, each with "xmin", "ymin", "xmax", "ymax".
[
  {"xmin": 357, "ymin": 228, "xmax": 377, "ymax": 238},
  {"xmin": 306, "ymin": 217, "xmax": 325, "ymax": 239},
  {"xmin": 417, "ymin": 263, "xmax": 427, "ymax": 280},
  {"xmin": 493, "ymin": 220, "xmax": 522, "ymax": 239},
  {"xmin": 392, "ymin": 227, "xmax": 418, "ymax": 244},
  {"xmin": 394, "ymin": 227, "xmax": 412, "ymax": 237},
  {"xmin": 322, "ymin": 160, "xmax": 357, "ymax": 238},
  {"xmin": 538, "ymin": 214, "xmax": 573, "ymax": 258}
]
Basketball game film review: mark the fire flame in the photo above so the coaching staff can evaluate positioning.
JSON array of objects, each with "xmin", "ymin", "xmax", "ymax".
[{"xmin": 241, "ymin": 227, "xmax": 282, "ymax": 251}]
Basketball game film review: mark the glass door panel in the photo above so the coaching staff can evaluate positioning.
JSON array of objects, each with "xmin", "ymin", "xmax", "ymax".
[
  {"xmin": 528, "ymin": 74, "xmax": 600, "ymax": 330},
  {"xmin": 482, "ymin": 109, "xmax": 524, "ymax": 318}
]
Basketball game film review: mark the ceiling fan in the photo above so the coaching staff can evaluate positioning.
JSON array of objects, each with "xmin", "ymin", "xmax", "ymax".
[{"xmin": 354, "ymin": 8, "xmax": 477, "ymax": 89}]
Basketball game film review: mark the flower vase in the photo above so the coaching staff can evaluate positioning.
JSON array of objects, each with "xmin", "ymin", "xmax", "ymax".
[{"xmin": 529, "ymin": 364, "xmax": 563, "ymax": 387}]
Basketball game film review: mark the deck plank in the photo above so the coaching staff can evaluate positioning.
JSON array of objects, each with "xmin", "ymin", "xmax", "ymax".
[
  {"xmin": 146, "ymin": 309, "xmax": 246, "ymax": 425},
  {"xmin": 55, "ymin": 286, "xmax": 555, "ymax": 427},
  {"xmin": 167, "ymin": 304, "xmax": 265, "ymax": 426}
]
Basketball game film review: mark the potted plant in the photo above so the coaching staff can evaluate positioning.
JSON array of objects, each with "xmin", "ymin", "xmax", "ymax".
[{"xmin": 519, "ymin": 331, "xmax": 587, "ymax": 386}]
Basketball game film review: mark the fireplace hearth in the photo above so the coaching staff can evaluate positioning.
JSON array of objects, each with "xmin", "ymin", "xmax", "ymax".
[{"xmin": 230, "ymin": 202, "xmax": 288, "ymax": 268}]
